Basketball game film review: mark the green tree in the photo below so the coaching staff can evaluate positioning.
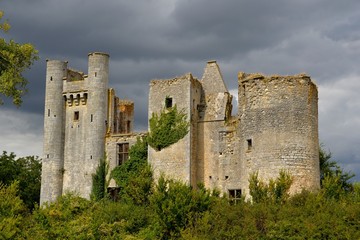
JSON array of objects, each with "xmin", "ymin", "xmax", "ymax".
[
  {"xmin": 91, "ymin": 156, "xmax": 108, "ymax": 201},
  {"xmin": 148, "ymin": 105, "xmax": 189, "ymax": 151},
  {"xmin": 0, "ymin": 9, "xmax": 38, "ymax": 106},
  {"xmin": 319, "ymin": 147, "xmax": 354, "ymax": 192},
  {"xmin": 0, "ymin": 181, "xmax": 27, "ymax": 239},
  {"xmin": 0, "ymin": 151, "xmax": 42, "ymax": 209},
  {"xmin": 150, "ymin": 176, "xmax": 215, "ymax": 239}
]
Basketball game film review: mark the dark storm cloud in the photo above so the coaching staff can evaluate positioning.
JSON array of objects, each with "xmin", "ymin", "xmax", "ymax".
[{"xmin": 1, "ymin": 0, "xmax": 360, "ymax": 179}]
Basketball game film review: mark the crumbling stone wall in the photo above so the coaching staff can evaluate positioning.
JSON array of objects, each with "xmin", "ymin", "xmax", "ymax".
[{"xmin": 148, "ymin": 74, "xmax": 202, "ymax": 184}]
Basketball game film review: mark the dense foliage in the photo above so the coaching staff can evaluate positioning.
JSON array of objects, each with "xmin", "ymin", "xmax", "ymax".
[
  {"xmin": 0, "ymin": 10, "xmax": 39, "ymax": 106},
  {"xmin": 111, "ymin": 136, "xmax": 153, "ymax": 205},
  {"xmin": 148, "ymin": 105, "xmax": 189, "ymax": 151},
  {"xmin": 0, "ymin": 151, "xmax": 41, "ymax": 209},
  {"xmin": 249, "ymin": 170, "xmax": 293, "ymax": 204},
  {"xmin": 1, "ymin": 172, "xmax": 360, "ymax": 239},
  {"xmin": 2, "ymin": 144, "xmax": 359, "ymax": 239}
]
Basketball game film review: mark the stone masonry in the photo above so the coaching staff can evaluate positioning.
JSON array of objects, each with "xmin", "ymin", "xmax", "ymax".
[{"xmin": 41, "ymin": 53, "xmax": 320, "ymax": 204}]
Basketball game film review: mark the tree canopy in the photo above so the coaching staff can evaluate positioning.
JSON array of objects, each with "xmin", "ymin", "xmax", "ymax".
[
  {"xmin": 0, "ymin": 10, "xmax": 38, "ymax": 106},
  {"xmin": 0, "ymin": 151, "xmax": 41, "ymax": 209}
]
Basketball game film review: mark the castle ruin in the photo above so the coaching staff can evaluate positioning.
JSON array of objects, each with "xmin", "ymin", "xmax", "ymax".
[{"xmin": 40, "ymin": 53, "xmax": 320, "ymax": 204}]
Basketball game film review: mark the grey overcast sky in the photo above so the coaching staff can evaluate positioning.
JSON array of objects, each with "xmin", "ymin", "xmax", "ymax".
[{"xmin": 1, "ymin": 0, "xmax": 360, "ymax": 180}]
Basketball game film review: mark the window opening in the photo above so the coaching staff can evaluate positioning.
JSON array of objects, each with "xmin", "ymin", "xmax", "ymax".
[
  {"xmin": 47, "ymin": 109, "xmax": 50, "ymax": 117},
  {"xmin": 91, "ymin": 114, "xmax": 93, "ymax": 122},
  {"xmin": 117, "ymin": 143, "xmax": 129, "ymax": 165},
  {"xmin": 95, "ymin": 72, "xmax": 97, "ymax": 77},
  {"xmin": 74, "ymin": 111, "xmax": 79, "ymax": 121},
  {"xmin": 127, "ymin": 120, "xmax": 131, "ymax": 133},
  {"xmin": 50, "ymin": 76, "xmax": 53, "ymax": 81},
  {"xmin": 247, "ymin": 139, "xmax": 252, "ymax": 151},
  {"xmin": 165, "ymin": 97, "xmax": 173, "ymax": 108},
  {"xmin": 229, "ymin": 189, "xmax": 242, "ymax": 205}
]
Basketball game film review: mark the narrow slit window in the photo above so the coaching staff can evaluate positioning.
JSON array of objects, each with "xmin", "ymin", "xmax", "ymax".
[
  {"xmin": 91, "ymin": 114, "xmax": 93, "ymax": 122},
  {"xmin": 165, "ymin": 97, "xmax": 173, "ymax": 108},
  {"xmin": 127, "ymin": 120, "xmax": 131, "ymax": 133},
  {"xmin": 94, "ymin": 72, "xmax": 97, "ymax": 77},
  {"xmin": 74, "ymin": 111, "xmax": 79, "ymax": 121},
  {"xmin": 50, "ymin": 76, "xmax": 53, "ymax": 81},
  {"xmin": 247, "ymin": 139, "xmax": 252, "ymax": 151},
  {"xmin": 48, "ymin": 109, "xmax": 50, "ymax": 117}
]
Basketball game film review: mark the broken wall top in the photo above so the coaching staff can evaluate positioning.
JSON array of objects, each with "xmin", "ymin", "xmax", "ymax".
[
  {"xmin": 238, "ymin": 72, "xmax": 317, "ymax": 88},
  {"xmin": 150, "ymin": 73, "xmax": 199, "ymax": 87},
  {"xmin": 201, "ymin": 60, "xmax": 228, "ymax": 93}
]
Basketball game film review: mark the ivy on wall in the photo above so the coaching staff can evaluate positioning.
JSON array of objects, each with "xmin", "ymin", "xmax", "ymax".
[{"xmin": 148, "ymin": 105, "xmax": 189, "ymax": 151}]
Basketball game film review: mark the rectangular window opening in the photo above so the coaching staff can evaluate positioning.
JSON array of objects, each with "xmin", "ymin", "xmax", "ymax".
[
  {"xmin": 165, "ymin": 97, "xmax": 173, "ymax": 108},
  {"xmin": 117, "ymin": 143, "xmax": 129, "ymax": 165},
  {"xmin": 74, "ymin": 111, "xmax": 79, "ymax": 121},
  {"xmin": 91, "ymin": 114, "xmax": 93, "ymax": 122},
  {"xmin": 127, "ymin": 120, "xmax": 131, "ymax": 133},
  {"xmin": 247, "ymin": 139, "xmax": 252, "ymax": 151},
  {"xmin": 48, "ymin": 109, "xmax": 50, "ymax": 117},
  {"xmin": 228, "ymin": 189, "xmax": 242, "ymax": 205}
]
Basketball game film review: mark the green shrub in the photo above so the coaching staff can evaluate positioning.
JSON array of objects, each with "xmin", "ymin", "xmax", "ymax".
[
  {"xmin": 150, "ymin": 176, "xmax": 215, "ymax": 239},
  {"xmin": 148, "ymin": 105, "xmax": 189, "ymax": 151},
  {"xmin": 111, "ymin": 136, "xmax": 153, "ymax": 205},
  {"xmin": 91, "ymin": 156, "xmax": 108, "ymax": 201}
]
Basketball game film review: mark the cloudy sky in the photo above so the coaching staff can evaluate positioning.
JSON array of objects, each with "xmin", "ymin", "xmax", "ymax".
[{"xmin": 1, "ymin": 0, "xmax": 360, "ymax": 180}]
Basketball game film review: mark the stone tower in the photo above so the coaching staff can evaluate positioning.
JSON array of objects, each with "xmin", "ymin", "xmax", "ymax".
[
  {"xmin": 41, "ymin": 60, "xmax": 67, "ymax": 204},
  {"xmin": 40, "ymin": 52, "xmax": 109, "ymax": 204},
  {"xmin": 237, "ymin": 73, "xmax": 320, "ymax": 196}
]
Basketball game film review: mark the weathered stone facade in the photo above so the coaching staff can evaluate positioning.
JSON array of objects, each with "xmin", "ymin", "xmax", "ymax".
[
  {"xmin": 40, "ymin": 52, "xmax": 143, "ymax": 204},
  {"xmin": 148, "ymin": 61, "xmax": 320, "ymax": 197},
  {"xmin": 41, "ymin": 53, "xmax": 319, "ymax": 204}
]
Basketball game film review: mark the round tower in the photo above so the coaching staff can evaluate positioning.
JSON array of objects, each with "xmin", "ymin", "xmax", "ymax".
[
  {"xmin": 40, "ymin": 60, "xmax": 67, "ymax": 204},
  {"xmin": 238, "ymin": 73, "xmax": 319, "ymax": 196},
  {"xmin": 84, "ymin": 52, "xmax": 109, "ymax": 195}
]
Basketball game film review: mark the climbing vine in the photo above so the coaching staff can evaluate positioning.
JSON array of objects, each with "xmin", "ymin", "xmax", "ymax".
[{"xmin": 148, "ymin": 105, "xmax": 189, "ymax": 151}]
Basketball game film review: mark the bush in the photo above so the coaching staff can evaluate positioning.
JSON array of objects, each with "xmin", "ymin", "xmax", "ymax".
[
  {"xmin": 148, "ymin": 105, "xmax": 189, "ymax": 151},
  {"xmin": 150, "ymin": 176, "xmax": 215, "ymax": 239}
]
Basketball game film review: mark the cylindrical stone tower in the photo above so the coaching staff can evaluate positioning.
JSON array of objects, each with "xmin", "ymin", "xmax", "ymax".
[
  {"xmin": 40, "ymin": 60, "xmax": 67, "ymax": 204},
  {"xmin": 84, "ymin": 52, "xmax": 109, "ymax": 195},
  {"xmin": 238, "ymin": 73, "xmax": 319, "ymax": 196}
]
